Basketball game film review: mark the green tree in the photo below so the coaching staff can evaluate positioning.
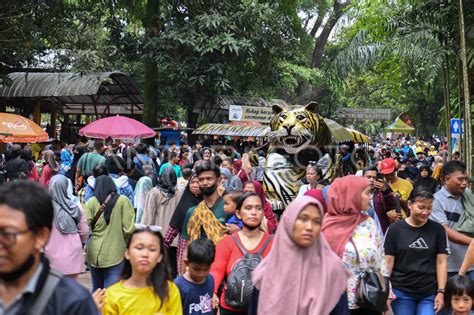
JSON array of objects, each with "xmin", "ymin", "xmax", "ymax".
[
  {"xmin": 143, "ymin": 0, "xmax": 160, "ymax": 126},
  {"xmin": 327, "ymin": 0, "xmax": 473, "ymax": 138},
  {"xmin": 147, "ymin": 0, "xmax": 304, "ymax": 127}
]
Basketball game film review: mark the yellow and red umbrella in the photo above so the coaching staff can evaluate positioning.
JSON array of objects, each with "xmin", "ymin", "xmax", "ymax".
[{"xmin": 0, "ymin": 113, "xmax": 48, "ymax": 143}]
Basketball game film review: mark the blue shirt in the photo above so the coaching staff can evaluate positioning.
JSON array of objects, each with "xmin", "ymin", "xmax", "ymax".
[
  {"xmin": 227, "ymin": 214, "xmax": 243, "ymax": 228},
  {"xmin": 403, "ymin": 146, "xmax": 413, "ymax": 156},
  {"xmin": 174, "ymin": 274, "xmax": 214, "ymax": 315},
  {"xmin": 60, "ymin": 149, "xmax": 73, "ymax": 166},
  {"xmin": 159, "ymin": 163, "xmax": 183, "ymax": 178}
]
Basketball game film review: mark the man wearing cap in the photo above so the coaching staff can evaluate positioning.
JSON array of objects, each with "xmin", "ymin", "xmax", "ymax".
[
  {"xmin": 416, "ymin": 148, "xmax": 430, "ymax": 168},
  {"xmin": 380, "ymin": 158, "xmax": 413, "ymax": 222}
]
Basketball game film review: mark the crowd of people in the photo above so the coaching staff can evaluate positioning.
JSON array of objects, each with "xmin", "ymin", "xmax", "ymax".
[{"xmin": 0, "ymin": 135, "xmax": 473, "ymax": 315}]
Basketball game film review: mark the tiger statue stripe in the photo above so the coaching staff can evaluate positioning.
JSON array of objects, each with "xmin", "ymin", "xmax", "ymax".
[{"xmin": 263, "ymin": 101, "xmax": 335, "ymax": 212}]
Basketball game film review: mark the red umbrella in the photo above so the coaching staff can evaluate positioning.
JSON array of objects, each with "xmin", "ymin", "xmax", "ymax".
[{"xmin": 79, "ymin": 116, "xmax": 156, "ymax": 140}]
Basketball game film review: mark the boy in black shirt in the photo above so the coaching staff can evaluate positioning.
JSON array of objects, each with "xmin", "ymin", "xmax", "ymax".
[{"xmin": 384, "ymin": 188, "xmax": 448, "ymax": 314}]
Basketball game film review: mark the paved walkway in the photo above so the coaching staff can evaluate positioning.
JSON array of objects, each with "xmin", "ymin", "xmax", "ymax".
[{"xmin": 78, "ymin": 271, "xmax": 92, "ymax": 291}]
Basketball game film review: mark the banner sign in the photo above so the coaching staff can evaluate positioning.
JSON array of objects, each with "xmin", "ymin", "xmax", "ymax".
[
  {"xmin": 336, "ymin": 108, "xmax": 393, "ymax": 120},
  {"xmin": 229, "ymin": 105, "xmax": 273, "ymax": 123}
]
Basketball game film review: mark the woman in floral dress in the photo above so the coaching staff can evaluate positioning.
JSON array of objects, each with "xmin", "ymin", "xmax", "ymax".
[{"xmin": 323, "ymin": 175, "xmax": 393, "ymax": 314}]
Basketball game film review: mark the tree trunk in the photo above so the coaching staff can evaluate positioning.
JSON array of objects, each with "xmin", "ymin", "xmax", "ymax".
[
  {"xmin": 309, "ymin": 14, "xmax": 324, "ymax": 38},
  {"xmin": 143, "ymin": 0, "xmax": 160, "ymax": 127},
  {"xmin": 458, "ymin": 60, "xmax": 464, "ymax": 160},
  {"xmin": 458, "ymin": 0, "xmax": 472, "ymax": 176},
  {"xmin": 443, "ymin": 56, "xmax": 452, "ymax": 159},
  {"xmin": 310, "ymin": 1, "xmax": 348, "ymax": 69},
  {"xmin": 185, "ymin": 94, "xmax": 199, "ymax": 128}
]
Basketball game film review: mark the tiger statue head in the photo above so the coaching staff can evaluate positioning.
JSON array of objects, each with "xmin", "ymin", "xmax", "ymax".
[{"xmin": 267, "ymin": 101, "xmax": 332, "ymax": 153}]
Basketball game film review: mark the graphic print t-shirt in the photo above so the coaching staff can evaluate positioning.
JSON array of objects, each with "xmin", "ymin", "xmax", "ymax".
[
  {"xmin": 384, "ymin": 219, "xmax": 448, "ymax": 294},
  {"xmin": 174, "ymin": 274, "xmax": 214, "ymax": 314}
]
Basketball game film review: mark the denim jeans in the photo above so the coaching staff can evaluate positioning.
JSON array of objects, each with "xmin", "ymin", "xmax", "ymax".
[
  {"xmin": 89, "ymin": 260, "xmax": 124, "ymax": 292},
  {"xmin": 392, "ymin": 288, "xmax": 435, "ymax": 315},
  {"xmin": 331, "ymin": 293, "xmax": 350, "ymax": 315}
]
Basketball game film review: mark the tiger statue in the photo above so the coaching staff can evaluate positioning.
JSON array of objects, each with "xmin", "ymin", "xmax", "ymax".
[{"xmin": 259, "ymin": 101, "xmax": 335, "ymax": 212}]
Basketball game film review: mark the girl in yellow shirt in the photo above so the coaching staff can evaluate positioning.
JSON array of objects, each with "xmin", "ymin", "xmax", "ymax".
[{"xmin": 101, "ymin": 225, "xmax": 182, "ymax": 314}]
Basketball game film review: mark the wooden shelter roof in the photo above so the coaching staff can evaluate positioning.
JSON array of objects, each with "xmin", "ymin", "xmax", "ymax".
[{"xmin": 0, "ymin": 72, "xmax": 143, "ymax": 115}]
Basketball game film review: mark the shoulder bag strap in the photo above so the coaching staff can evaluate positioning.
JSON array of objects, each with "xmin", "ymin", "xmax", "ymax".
[
  {"xmin": 230, "ymin": 234, "xmax": 248, "ymax": 255},
  {"xmin": 27, "ymin": 270, "xmax": 62, "ymax": 315},
  {"xmin": 257, "ymin": 235, "xmax": 273, "ymax": 256},
  {"xmin": 349, "ymin": 238, "xmax": 361, "ymax": 265},
  {"xmin": 91, "ymin": 193, "xmax": 113, "ymax": 231}
]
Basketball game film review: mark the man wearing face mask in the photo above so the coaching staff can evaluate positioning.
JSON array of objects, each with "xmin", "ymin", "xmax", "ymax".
[
  {"xmin": 181, "ymin": 161, "xmax": 228, "ymax": 248},
  {"xmin": 0, "ymin": 181, "xmax": 98, "ymax": 314}
]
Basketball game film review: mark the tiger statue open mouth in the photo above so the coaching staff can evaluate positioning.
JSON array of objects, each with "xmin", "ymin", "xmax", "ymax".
[
  {"xmin": 262, "ymin": 101, "xmax": 334, "ymax": 212},
  {"xmin": 267, "ymin": 102, "xmax": 331, "ymax": 152},
  {"xmin": 267, "ymin": 130, "xmax": 312, "ymax": 148}
]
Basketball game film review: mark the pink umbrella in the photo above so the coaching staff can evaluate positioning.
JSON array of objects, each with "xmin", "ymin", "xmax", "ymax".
[{"xmin": 79, "ymin": 115, "xmax": 156, "ymax": 140}]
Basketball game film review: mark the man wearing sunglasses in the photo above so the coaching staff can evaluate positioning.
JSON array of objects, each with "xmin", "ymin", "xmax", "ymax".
[{"xmin": 0, "ymin": 181, "xmax": 97, "ymax": 314}]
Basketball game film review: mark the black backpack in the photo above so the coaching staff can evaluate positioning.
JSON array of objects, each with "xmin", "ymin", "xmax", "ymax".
[{"xmin": 224, "ymin": 234, "xmax": 272, "ymax": 310}]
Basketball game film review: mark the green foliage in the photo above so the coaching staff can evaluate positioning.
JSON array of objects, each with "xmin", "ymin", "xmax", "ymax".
[
  {"xmin": 277, "ymin": 61, "xmax": 323, "ymax": 92},
  {"xmin": 3, "ymin": 0, "xmax": 471, "ymax": 135},
  {"xmin": 147, "ymin": 1, "xmax": 306, "ymax": 112},
  {"xmin": 322, "ymin": 0, "xmax": 473, "ymax": 136}
]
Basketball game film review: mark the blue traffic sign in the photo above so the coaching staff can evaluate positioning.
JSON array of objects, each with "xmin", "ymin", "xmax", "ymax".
[{"xmin": 451, "ymin": 118, "xmax": 464, "ymax": 135}]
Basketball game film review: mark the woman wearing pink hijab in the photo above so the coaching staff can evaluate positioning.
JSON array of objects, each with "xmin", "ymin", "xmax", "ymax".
[
  {"xmin": 322, "ymin": 175, "xmax": 391, "ymax": 314},
  {"xmin": 252, "ymin": 196, "xmax": 349, "ymax": 315}
]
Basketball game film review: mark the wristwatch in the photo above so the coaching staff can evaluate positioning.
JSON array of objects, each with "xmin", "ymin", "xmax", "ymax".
[{"xmin": 437, "ymin": 288, "xmax": 445, "ymax": 294}]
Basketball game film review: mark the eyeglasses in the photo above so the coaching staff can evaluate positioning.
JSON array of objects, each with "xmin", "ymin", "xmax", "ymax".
[
  {"xmin": 308, "ymin": 161, "xmax": 317, "ymax": 165},
  {"xmin": 0, "ymin": 229, "xmax": 31, "ymax": 247},
  {"xmin": 134, "ymin": 223, "xmax": 162, "ymax": 233}
]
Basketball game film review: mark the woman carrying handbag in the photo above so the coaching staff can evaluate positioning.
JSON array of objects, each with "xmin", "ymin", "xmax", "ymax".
[
  {"xmin": 84, "ymin": 175, "xmax": 135, "ymax": 292},
  {"xmin": 323, "ymin": 175, "xmax": 393, "ymax": 314}
]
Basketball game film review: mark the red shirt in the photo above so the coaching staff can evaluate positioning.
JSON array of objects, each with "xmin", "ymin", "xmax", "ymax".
[{"xmin": 210, "ymin": 232, "xmax": 273, "ymax": 312}]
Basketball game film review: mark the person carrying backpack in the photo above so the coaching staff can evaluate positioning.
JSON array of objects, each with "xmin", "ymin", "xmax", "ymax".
[{"xmin": 210, "ymin": 192, "xmax": 273, "ymax": 315}]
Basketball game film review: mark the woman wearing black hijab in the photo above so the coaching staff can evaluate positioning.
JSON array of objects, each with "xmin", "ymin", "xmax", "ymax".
[
  {"xmin": 163, "ymin": 172, "xmax": 202, "ymax": 275},
  {"xmin": 84, "ymin": 175, "xmax": 135, "ymax": 291},
  {"xmin": 413, "ymin": 165, "xmax": 437, "ymax": 193}
]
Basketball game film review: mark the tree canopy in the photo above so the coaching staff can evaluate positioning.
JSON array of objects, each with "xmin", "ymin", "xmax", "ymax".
[{"xmin": 1, "ymin": 0, "xmax": 472, "ymax": 136}]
